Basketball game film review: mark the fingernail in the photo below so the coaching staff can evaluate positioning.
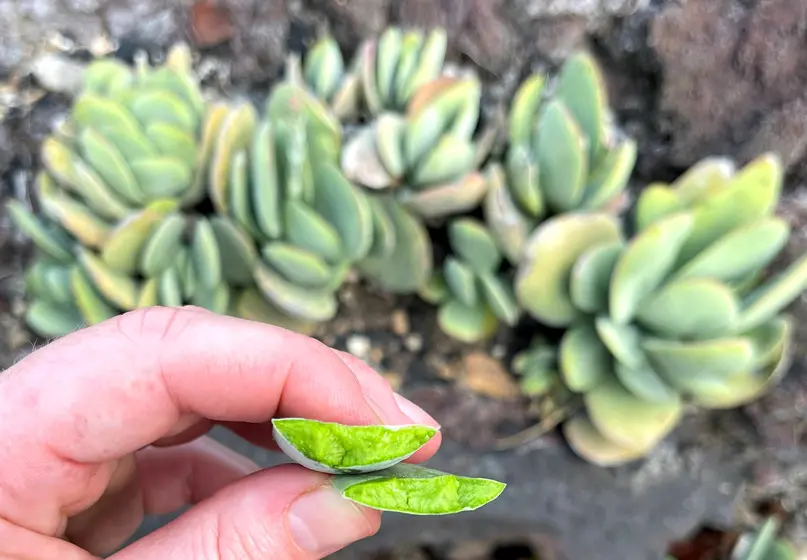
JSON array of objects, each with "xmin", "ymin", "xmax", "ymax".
[
  {"xmin": 288, "ymin": 486, "xmax": 375, "ymax": 555},
  {"xmin": 394, "ymin": 393, "xmax": 440, "ymax": 428}
]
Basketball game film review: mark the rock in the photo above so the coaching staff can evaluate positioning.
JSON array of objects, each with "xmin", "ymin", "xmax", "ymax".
[
  {"xmin": 345, "ymin": 334, "xmax": 372, "ymax": 360},
  {"xmin": 514, "ymin": 0, "xmax": 650, "ymax": 19},
  {"xmin": 29, "ymin": 53, "xmax": 86, "ymax": 95},
  {"xmin": 650, "ymin": 0, "xmax": 807, "ymax": 172},
  {"xmin": 188, "ymin": 0, "xmax": 236, "ymax": 48},
  {"xmin": 219, "ymin": 0, "xmax": 289, "ymax": 82},
  {"xmin": 390, "ymin": 309, "xmax": 409, "ymax": 336},
  {"xmin": 104, "ymin": 1, "xmax": 179, "ymax": 47},
  {"xmin": 460, "ymin": 351, "xmax": 521, "ymax": 400},
  {"xmin": 403, "ymin": 334, "xmax": 423, "ymax": 353},
  {"xmin": 307, "ymin": 0, "xmax": 389, "ymax": 50}
]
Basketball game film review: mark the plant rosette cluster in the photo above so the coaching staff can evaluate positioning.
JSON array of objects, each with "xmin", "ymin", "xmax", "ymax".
[
  {"xmin": 271, "ymin": 418, "xmax": 505, "ymax": 515},
  {"xmin": 8, "ymin": 45, "xmax": 257, "ymax": 336},
  {"xmin": 513, "ymin": 154, "xmax": 807, "ymax": 466}
]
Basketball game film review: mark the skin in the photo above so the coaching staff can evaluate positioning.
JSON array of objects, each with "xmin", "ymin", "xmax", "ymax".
[{"xmin": 0, "ymin": 305, "xmax": 442, "ymax": 559}]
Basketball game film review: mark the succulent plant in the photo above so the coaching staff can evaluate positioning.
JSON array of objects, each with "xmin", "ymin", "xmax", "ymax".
[
  {"xmin": 731, "ymin": 516, "xmax": 797, "ymax": 560},
  {"xmin": 513, "ymin": 153, "xmax": 807, "ymax": 466},
  {"xmin": 424, "ymin": 218, "xmax": 520, "ymax": 343},
  {"xmin": 7, "ymin": 45, "xmax": 259, "ymax": 337},
  {"xmin": 296, "ymin": 27, "xmax": 449, "ymax": 121},
  {"xmin": 204, "ymin": 79, "xmax": 374, "ymax": 327},
  {"xmin": 340, "ymin": 71, "xmax": 490, "ymax": 221},
  {"xmin": 485, "ymin": 51, "xmax": 637, "ymax": 265}
]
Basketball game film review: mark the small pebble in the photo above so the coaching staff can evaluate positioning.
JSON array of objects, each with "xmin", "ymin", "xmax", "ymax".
[
  {"xmin": 30, "ymin": 53, "xmax": 86, "ymax": 95},
  {"xmin": 390, "ymin": 309, "xmax": 409, "ymax": 336},
  {"xmin": 346, "ymin": 334, "xmax": 371, "ymax": 360},
  {"xmin": 403, "ymin": 333, "xmax": 423, "ymax": 352}
]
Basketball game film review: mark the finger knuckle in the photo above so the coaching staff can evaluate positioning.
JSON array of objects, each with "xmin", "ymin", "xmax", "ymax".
[{"xmin": 113, "ymin": 306, "xmax": 198, "ymax": 346}]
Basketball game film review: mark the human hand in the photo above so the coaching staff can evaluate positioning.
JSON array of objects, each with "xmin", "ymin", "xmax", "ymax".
[{"xmin": 0, "ymin": 306, "xmax": 441, "ymax": 559}]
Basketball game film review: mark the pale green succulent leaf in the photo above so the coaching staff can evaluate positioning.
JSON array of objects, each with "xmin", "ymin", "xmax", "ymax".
[
  {"xmin": 25, "ymin": 298, "xmax": 84, "ymax": 338},
  {"xmin": 594, "ymin": 316, "xmax": 645, "ymax": 371},
  {"xmin": 146, "ymin": 122, "xmax": 197, "ymax": 169},
  {"xmin": 404, "ymin": 104, "xmax": 446, "ymax": 169},
  {"xmin": 443, "ymin": 257, "xmax": 478, "ymax": 307},
  {"xmin": 448, "ymin": 218, "xmax": 501, "ymax": 274},
  {"xmin": 569, "ymin": 241, "xmax": 622, "ymax": 314},
  {"xmin": 399, "ymin": 172, "xmax": 488, "ymax": 220},
  {"xmin": 411, "ymin": 134, "xmax": 475, "ymax": 186},
  {"xmin": 609, "ymin": 212, "xmax": 694, "ymax": 324},
  {"xmin": 735, "ymin": 252, "xmax": 807, "ymax": 333},
  {"xmin": 262, "ymin": 242, "xmax": 334, "ymax": 288},
  {"xmin": 674, "ymin": 217, "xmax": 789, "ymax": 283},
  {"xmin": 209, "ymin": 103, "xmax": 258, "ymax": 215},
  {"xmin": 137, "ymin": 277, "xmax": 159, "ymax": 308},
  {"xmin": 226, "ymin": 150, "xmax": 262, "ymax": 240},
  {"xmin": 376, "ymin": 28, "xmax": 402, "ymax": 107},
  {"xmin": 78, "ymin": 127, "xmax": 144, "ymax": 205},
  {"xmin": 365, "ymin": 195, "xmax": 397, "ymax": 259},
  {"xmin": 635, "ymin": 278, "xmax": 739, "ymax": 339},
  {"xmin": 7, "ymin": 200, "xmax": 74, "ymax": 263},
  {"xmin": 478, "ymin": 272, "xmax": 520, "ymax": 326},
  {"xmin": 676, "ymin": 154, "xmax": 782, "ymax": 266},
  {"xmin": 559, "ymin": 324, "xmax": 611, "ymax": 393},
  {"xmin": 234, "ymin": 288, "xmax": 318, "ymax": 335},
  {"xmin": 634, "ymin": 184, "xmax": 683, "ymax": 232},
  {"xmin": 254, "ymin": 260, "xmax": 337, "ymax": 322},
  {"xmin": 285, "ymin": 200, "xmax": 343, "ymax": 264},
  {"xmin": 516, "ymin": 213, "xmax": 623, "ymax": 326},
  {"xmin": 556, "ymin": 51, "xmax": 607, "ymax": 163},
  {"xmin": 130, "ymin": 157, "xmax": 192, "ymax": 200},
  {"xmin": 361, "ymin": 40, "xmax": 384, "ymax": 114},
  {"xmin": 407, "ymin": 28, "xmax": 447, "ymax": 96},
  {"xmin": 38, "ymin": 182, "xmax": 111, "ymax": 250},
  {"xmin": 272, "ymin": 418, "xmax": 438, "ymax": 474},
  {"xmin": 672, "ymin": 156, "xmax": 735, "ymax": 205},
  {"xmin": 71, "ymin": 266, "xmax": 118, "ymax": 325},
  {"xmin": 483, "ymin": 163, "xmax": 535, "ymax": 265},
  {"xmin": 305, "ymin": 37, "xmax": 344, "ymax": 101},
  {"xmin": 745, "ymin": 317, "xmax": 790, "ymax": 370},
  {"xmin": 615, "ymin": 362, "xmax": 679, "ymax": 404},
  {"xmin": 642, "ymin": 337, "xmax": 753, "ymax": 380},
  {"xmin": 128, "ymin": 90, "xmax": 197, "ymax": 133},
  {"xmin": 508, "ymin": 73, "xmax": 545, "ymax": 147},
  {"xmin": 209, "ymin": 216, "xmax": 258, "ymax": 287},
  {"xmin": 341, "ymin": 125, "xmax": 396, "ymax": 189},
  {"xmin": 82, "ymin": 58, "xmax": 133, "ymax": 95},
  {"xmin": 376, "ymin": 113, "xmax": 407, "ymax": 179},
  {"xmin": 585, "ymin": 378, "xmax": 682, "ymax": 451},
  {"xmin": 190, "ymin": 218, "xmax": 222, "ymax": 290},
  {"xmin": 536, "ymin": 100, "xmax": 588, "ymax": 212},
  {"xmin": 139, "ymin": 213, "xmax": 186, "ymax": 277},
  {"xmin": 101, "ymin": 199, "xmax": 178, "ymax": 273},
  {"xmin": 581, "ymin": 138, "xmax": 636, "ymax": 210},
  {"xmin": 142, "ymin": 66, "xmax": 206, "ymax": 118},
  {"xmin": 312, "ymin": 161, "xmax": 374, "ymax": 262},
  {"xmin": 563, "ymin": 414, "xmax": 648, "ymax": 467},
  {"xmin": 505, "ymin": 144, "xmax": 543, "ymax": 218},
  {"xmin": 393, "ymin": 31, "xmax": 425, "ymax": 107},
  {"xmin": 332, "ymin": 463, "xmax": 505, "ymax": 515},
  {"xmin": 437, "ymin": 299, "xmax": 498, "ymax": 343},
  {"xmin": 358, "ymin": 196, "xmax": 432, "ymax": 293},
  {"xmin": 78, "ymin": 248, "xmax": 139, "ymax": 310},
  {"xmin": 192, "ymin": 283, "xmax": 231, "ymax": 315},
  {"xmin": 69, "ymin": 155, "xmax": 133, "ymax": 221},
  {"xmin": 157, "ymin": 266, "xmax": 184, "ymax": 307}
]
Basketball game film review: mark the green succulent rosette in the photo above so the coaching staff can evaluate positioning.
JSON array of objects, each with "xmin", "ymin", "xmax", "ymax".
[
  {"xmin": 8, "ymin": 44, "xmax": 256, "ymax": 337},
  {"xmin": 423, "ymin": 218, "xmax": 520, "ymax": 343},
  {"xmin": 513, "ymin": 154, "xmax": 807, "ymax": 466},
  {"xmin": 297, "ymin": 27, "xmax": 449, "ymax": 121},
  {"xmin": 485, "ymin": 51, "xmax": 637, "ymax": 265},
  {"xmin": 204, "ymin": 79, "xmax": 374, "ymax": 330}
]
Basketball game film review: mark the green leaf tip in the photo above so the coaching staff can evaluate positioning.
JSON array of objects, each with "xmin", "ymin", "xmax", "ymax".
[
  {"xmin": 271, "ymin": 418, "xmax": 439, "ymax": 474},
  {"xmin": 332, "ymin": 463, "xmax": 506, "ymax": 515}
]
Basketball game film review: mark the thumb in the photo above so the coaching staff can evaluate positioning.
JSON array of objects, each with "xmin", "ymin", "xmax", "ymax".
[{"xmin": 111, "ymin": 464, "xmax": 381, "ymax": 560}]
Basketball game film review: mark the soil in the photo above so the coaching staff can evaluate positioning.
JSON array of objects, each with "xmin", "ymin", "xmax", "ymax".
[{"xmin": 4, "ymin": 1, "xmax": 807, "ymax": 559}]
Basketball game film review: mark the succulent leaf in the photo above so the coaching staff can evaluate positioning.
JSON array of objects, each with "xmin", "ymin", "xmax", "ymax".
[
  {"xmin": 516, "ymin": 213, "xmax": 622, "ymax": 326},
  {"xmin": 735, "ymin": 252, "xmax": 807, "ymax": 333},
  {"xmin": 482, "ymin": 163, "xmax": 535, "ymax": 265},
  {"xmin": 536, "ymin": 101, "xmax": 588, "ymax": 212},
  {"xmin": 437, "ymin": 299, "xmax": 499, "ymax": 344},
  {"xmin": 563, "ymin": 414, "xmax": 648, "ymax": 467},
  {"xmin": 569, "ymin": 241, "xmax": 622, "ymax": 314},
  {"xmin": 559, "ymin": 324, "xmax": 610, "ymax": 392}
]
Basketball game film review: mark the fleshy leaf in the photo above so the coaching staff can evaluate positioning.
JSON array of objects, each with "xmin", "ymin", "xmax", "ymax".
[
  {"xmin": 642, "ymin": 337, "xmax": 753, "ymax": 380},
  {"xmin": 734, "ymin": 252, "xmax": 807, "ymax": 333},
  {"xmin": 569, "ymin": 241, "xmax": 622, "ymax": 314},
  {"xmin": 515, "ymin": 213, "xmax": 622, "ymax": 326},
  {"xmin": 585, "ymin": 378, "xmax": 682, "ymax": 451},
  {"xmin": 559, "ymin": 324, "xmax": 611, "ymax": 392},
  {"xmin": 635, "ymin": 278, "xmax": 739, "ymax": 339},
  {"xmin": 254, "ymin": 260, "xmax": 337, "ymax": 322},
  {"xmin": 536, "ymin": 101, "xmax": 588, "ymax": 212},
  {"xmin": 609, "ymin": 212, "xmax": 694, "ymax": 324},
  {"xmin": 272, "ymin": 418, "xmax": 438, "ymax": 474},
  {"xmin": 563, "ymin": 414, "xmax": 648, "ymax": 467},
  {"xmin": 448, "ymin": 218, "xmax": 501, "ymax": 274},
  {"xmin": 437, "ymin": 299, "xmax": 498, "ymax": 343},
  {"xmin": 332, "ymin": 463, "xmax": 505, "ymax": 515}
]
